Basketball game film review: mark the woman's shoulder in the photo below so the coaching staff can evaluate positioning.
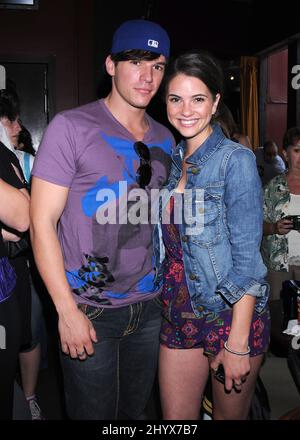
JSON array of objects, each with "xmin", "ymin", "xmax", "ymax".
[
  {"xmin": 219, "ymin": 138, "xmax": 256, "ymax": 163},
  {"xmin": 232, "ymin": 133, "xmax": 252, "ymax": 149},
  {"xmin": 264, "ymin": 172, "xmax": 287, "ymax": 190},
  {"xmin": 263, "ymin": 173, "xmax": 289, "ymax": 205}
]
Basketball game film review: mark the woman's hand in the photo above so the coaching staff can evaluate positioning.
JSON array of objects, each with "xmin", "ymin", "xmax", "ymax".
[
  {"xmin": 211, "ymin": 294, "xmax": 254, "ymax": 391},
  {"xmin": 1, "ymin": 228, "xmax": 22, "ymax": 242},
  {"xmin": 211, "ymin": 347, "xmax": 250, "ymax": 392},
  {"xmin": 275, "ymin": 218, "xmax": 293, "ymax": 235}
]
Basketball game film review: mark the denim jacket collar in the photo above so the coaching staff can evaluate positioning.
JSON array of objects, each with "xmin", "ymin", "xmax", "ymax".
[{"xmin": 172, "ymin": 124, "xmax": 225, "ymax": 169}]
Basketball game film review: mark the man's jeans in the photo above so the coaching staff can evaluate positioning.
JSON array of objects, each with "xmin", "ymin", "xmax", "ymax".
[{"xmin": 60, "ymin": 297, "xmax": 162, "ymax": 420}]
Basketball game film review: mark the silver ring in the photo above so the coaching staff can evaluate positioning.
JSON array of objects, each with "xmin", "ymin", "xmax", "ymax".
[{"xmin": 77, "ymin": 350, "xmax": 85, "ymax": 357}]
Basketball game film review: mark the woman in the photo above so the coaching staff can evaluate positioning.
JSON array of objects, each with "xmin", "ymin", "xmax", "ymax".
[
  {"xmin": 153, "ymin": 51, "xmax": 270, "ymax": 420},
  {"xmin": 262, "ymin": 127, "xmax": 300, "ymax": 301},
  {"xmin": 0, "ymin": 88, "xmax": 30, "ymax": 419},
  {"xmin": 0, "ymin": 179, "xmax": 29, "ymax": 420},
  {"xmin": 1, "ymin": 90, "xmax": 45, "ymax": 420}
]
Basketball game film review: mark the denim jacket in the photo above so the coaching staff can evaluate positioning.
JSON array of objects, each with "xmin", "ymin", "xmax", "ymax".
[{"xmin": 153, "ymin": 124, "xmax": 269, "ymax": 316}]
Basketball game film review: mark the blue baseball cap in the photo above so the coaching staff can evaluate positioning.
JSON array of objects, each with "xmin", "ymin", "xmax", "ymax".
[{"xmin": 111, "ymin": 19, "xmax": 170, "ymax": 58}]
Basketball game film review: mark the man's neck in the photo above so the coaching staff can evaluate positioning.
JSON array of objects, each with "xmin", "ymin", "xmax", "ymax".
[{"xmin": 104, "ymin": 94, "xmax": 149, "ymax": 141}]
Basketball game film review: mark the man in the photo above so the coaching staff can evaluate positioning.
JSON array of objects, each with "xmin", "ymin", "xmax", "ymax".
[
  {"xmin": 255, "ymin": 140, "xmax": 286, "ymax": 186},
  {"xmin": 30, "ymin": 19, "xmax": 173, "ymax": 419}
]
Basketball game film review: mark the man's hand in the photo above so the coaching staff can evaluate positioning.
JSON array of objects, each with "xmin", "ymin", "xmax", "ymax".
[{"xmin": 58, "ymin": 307, "xmax": 98, "ymax": 360}]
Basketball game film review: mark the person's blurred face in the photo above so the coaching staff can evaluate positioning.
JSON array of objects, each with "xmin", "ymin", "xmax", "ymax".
[
  {"xmin": 106, "ymin": 55, "xmax": 166, "ymax": 109},
  {"xmin": 166, "ymin": 73, "xmax": 220, "ymax": 149},
  {"xmin": 264, "ymin": 143, "xmax": 278, "ymax": 164},
  {"xmin": 1, "ymin": 116, "xmax": 21, "ymax": 147},
  {"xmin": 283, "ymin": 137, "xmax": 300, "ymax": 172}
]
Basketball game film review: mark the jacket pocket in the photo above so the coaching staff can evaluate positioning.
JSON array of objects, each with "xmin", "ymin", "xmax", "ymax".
[{"xmin": 189, "ymin": 191, "xmax": 221, "ymax": 246}]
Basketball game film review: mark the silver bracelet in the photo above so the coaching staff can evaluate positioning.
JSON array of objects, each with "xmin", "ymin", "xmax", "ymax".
[{"xmin": 224, "ymin": 340, "xmax": 250, "ymax": 356}]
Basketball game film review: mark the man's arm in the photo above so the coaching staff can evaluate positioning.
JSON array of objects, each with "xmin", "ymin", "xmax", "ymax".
[{"xmin": 30, "ymin": 177, "xmax": 97, "ymax": 359}]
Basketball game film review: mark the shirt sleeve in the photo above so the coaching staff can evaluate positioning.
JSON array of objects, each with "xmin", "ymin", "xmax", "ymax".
[
  {"xmin": 32, "ymin": 113, "xmax": 77, "ymax": 188},
  {"xmin": 263, "ymin": 179, "xmax": 276, "ymax": 223},
  {"xmin": 216, "ymin": 148, "xmax": 268, "ymax": 310},
  {"xmin": 277, "ymin": 155, "xmax": 286, "ymax": 173}
]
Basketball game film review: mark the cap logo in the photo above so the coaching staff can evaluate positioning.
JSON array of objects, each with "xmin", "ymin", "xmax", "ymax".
[
  {"xmin": 148, "ymin": 39, "xmax": 159, "ymax": 49},
  {"xmin": 111, "ymin": 20, "xmax": 170, "ymax": 58}
]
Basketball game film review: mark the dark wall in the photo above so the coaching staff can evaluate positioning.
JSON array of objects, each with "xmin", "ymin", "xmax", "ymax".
[
  {"xmin": 0, "ymin": 0, "xmax": 95, "ymax": 112},
  {"xmin": 94, "ymin": 0, "xmax": 300, "ymax": 128},
  {"xmin": 95, "ymin": 0, "xmax": 300, "ymax": 61},
  {"xmin": 0, "ymin": 0, "xmax": 298, "ymax": 114},
  {"xmin": 94, "ymin": 0, "xmax": 252, "ymax": 71}
]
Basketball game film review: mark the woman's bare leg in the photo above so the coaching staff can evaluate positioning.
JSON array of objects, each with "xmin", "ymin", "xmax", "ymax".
[
  {"xmin": 211, "ymin": 354, "xmax": 264, "ymax": 420},
  {"xmin": 159, "ymin": 344, "xmax": 209, "ymax": 420}
]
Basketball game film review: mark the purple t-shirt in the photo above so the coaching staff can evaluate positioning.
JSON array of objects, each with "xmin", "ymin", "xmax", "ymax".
[{"xmin": 32, "ymin": 99, "xmax": 173, "ymax": 308}]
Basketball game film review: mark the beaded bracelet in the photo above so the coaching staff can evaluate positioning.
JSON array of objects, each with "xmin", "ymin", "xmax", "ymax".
[{"xmin": 224, "ymin": 340, "xmax": 250, "ymax": 356}]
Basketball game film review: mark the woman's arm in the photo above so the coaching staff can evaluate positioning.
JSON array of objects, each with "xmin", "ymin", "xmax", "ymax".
[
  {"xmin": 263, "ymin": 219, "xmax": 292, "ymax": 236},
  {"xmin": 263, "ymin": 221, "xmax": 276, "ymax": 236},
  {"xmin": 0, "ymin": 178, "xmax": 29, "ymax": 232},
  {"xmin": 227, "ymin": 294, "xmax": 255, "ymax": 373},
  {"xmin": 262, "ymin": 178, "xmax": 292, "ymax": 236},
  {"xmin": 227, "ymin": 294, "xmax": 255, "ymax": 352},
  {"xmin": 211, "ymin": 295, "xmax": 255, "ymax": 391},
  {"xmin": 216, "ymin": 148, "xmax": 266, "ymax": 306},
  {"xmin": 1, "ymin": 229, "xmax": 22, "ymax": 242},
  {"xmin": 212, "ymin": 149, "xmax": 264, "ymax": 390}
]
